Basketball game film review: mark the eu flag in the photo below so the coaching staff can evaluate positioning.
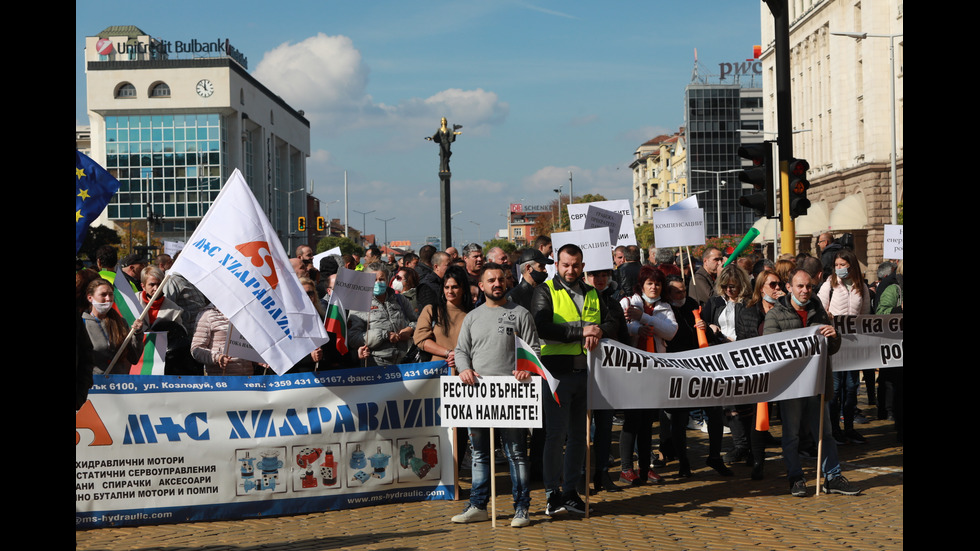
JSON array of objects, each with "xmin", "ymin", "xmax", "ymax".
[{"xmin": 76, "ymin": 150, "xmax": 120, "ymax": 254}]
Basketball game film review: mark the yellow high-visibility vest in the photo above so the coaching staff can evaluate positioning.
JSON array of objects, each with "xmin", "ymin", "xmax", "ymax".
[{"xmin": 541, "ymin": 278, "xmax": 601, "ymax": 356}]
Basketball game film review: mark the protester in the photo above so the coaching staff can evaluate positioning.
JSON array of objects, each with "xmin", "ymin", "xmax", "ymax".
[
  {"xmin": 532, "ymin": 244, "xmax": 618, "ymax": 515},
  {"xmin": 875, "ymin": 260, "xmax": 903, "ymax": 443},
  {"xmin": 191, "ymin": 306, "xmax": 256, "ymax": 376},
  {"xmin": 689, "ymin": 247, "xmax": 723, "ymax": 306},
  {"xmin": 818, "ymin": 248, "xmax": 871, "ymax": 445},
  {"xmin": 620, "ymin": 265, "xmax": 677, "ymax": 484},
  {"xmin": 734, "ymin": 269, "xmax": 786, "ymax": 479},
  {"xmin": 139, "ymin": 266, "xmax": 183, "ymax": 328},
  {"xmin": 585, "ymin": 267, "xmax": 627, "ymax": 493},
  {"xmin": 81, "ymin": 278, "xmax": 143, "ymax": 375},
  {"xmin": 661, "ymin": 275, "xmax": 699, "ymax": 477},
  {"xmin": 506, "ymin": 248, "xmax": 551, "ymax": 311},
  {"xmin": 348, "ymin": 263, "xmax": 417, "ymax": 366},
  {"xmin": 414, "ymin": 266, "xmax": 472, "ymax": 367},
  {"xmin": 764, "ymin": 268, "xmax": 860, "ymax": 497},
  {"xmin": 394, "ymin": 267, "xmax": 420, "ymax": 313},
  {"xmin": 450, "ymin": 263, "xmax": 540, "ymax": 527}
]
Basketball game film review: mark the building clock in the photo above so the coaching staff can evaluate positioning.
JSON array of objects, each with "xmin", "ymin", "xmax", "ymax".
[{"xmin": 196, "ymin": 79, "xmax": 214, "ymax": 98}]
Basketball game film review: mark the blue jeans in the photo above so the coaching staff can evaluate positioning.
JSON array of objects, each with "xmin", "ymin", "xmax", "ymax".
[
  {"xmin": 542, "ymin": 368, "xmax": 588, "ymax": 498},
  {"xmin": 832, "ymin": 371, "xmax": 860, "ymax": 430},
  {"xmin": 779, "ymin": 395, "xmax": 842, "ymax": 481},
  {"xmin": 467, "ymin": 427, "xmax": 530, "ymax": 509}
]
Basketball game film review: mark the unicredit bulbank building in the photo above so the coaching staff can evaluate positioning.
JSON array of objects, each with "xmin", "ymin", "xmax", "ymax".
[{"xmin": 84, "ymin": 26, "xmax": 310, "ymax": 248}]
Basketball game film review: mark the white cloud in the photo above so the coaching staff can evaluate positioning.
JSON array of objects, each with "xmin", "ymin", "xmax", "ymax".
[{"xmin": 253, "ymin": 33, "xmax": 508, "ymax": 138}]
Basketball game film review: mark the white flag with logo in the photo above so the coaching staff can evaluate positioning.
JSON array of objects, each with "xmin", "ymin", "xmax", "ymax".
[{"xmin": 170, "ymin": 169, "xmax": 329, "ymax": 375}]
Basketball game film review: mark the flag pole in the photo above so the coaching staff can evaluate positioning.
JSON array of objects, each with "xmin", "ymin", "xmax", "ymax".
[
  {"xmin": 490, "ymin": 426, "xmax": 497, "ymax": 528},
  {"xmin": 815, "ymin": 393, "xmax": 826, "ymax": 496},
  {"xmin": 105, "ymin": 273, "xmax": 169, "ymax": 375}
]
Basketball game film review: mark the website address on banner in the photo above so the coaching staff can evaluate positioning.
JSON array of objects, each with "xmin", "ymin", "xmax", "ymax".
[
  {"xmin": 348, "ymin": 488, "xmax": 447, "ymax": 505},
  {"xmin": 77, "ymin": 510, "xmax": 173, "ymax": 526}
]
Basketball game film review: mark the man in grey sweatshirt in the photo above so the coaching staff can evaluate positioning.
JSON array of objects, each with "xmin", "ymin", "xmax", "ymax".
[{"xmin": 450, "ymin": 263, "xmax": 541, "ymax": 528}]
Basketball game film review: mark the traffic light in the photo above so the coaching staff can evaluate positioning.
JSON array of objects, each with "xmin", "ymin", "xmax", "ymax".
[
  {"xmin": 787, "ymin": 158, "xmax": 810, "ymax": 218},
  {"xmin": 297, "ymin": 216, "xmax": 306, "ymax": 232},
  {"xmin": 316, "ymin": 216, "xmax": 325, "ymax": 232},
  {"xmin": 737, "ymin": 141, "xmax": 775, "ymax": 218}
]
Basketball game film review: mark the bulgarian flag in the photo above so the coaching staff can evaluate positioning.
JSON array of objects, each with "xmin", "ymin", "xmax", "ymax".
[
  {"xmin": 113, "ymin": 265, "xmax": 143, "ymax": 326},
  {"xmin": 325, "ymin": 294, "xmax": 348, "ymax": 355},
  {"xmin": 515, "ymin": 335, "xmax": 560, "ymax": 406},
  {"xmin": 130, "ymin": 332, "xmax": 167, "ymax": 375}
]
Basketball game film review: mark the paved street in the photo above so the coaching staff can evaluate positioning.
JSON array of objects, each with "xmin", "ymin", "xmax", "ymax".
[{"xmin": 77, "ymin": 399, "xmax": 902, "ymax": 551}]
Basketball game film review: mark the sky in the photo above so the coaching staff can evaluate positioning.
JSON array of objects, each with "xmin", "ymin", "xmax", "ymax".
[{"xmin": 76, "ymin": 0, "xmax": 764, "ymax": 248}]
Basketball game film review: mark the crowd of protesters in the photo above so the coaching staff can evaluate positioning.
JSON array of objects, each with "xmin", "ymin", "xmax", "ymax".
[{"xmin": 76, "ymin": 231, "xmax": 902, "ymax": 524}]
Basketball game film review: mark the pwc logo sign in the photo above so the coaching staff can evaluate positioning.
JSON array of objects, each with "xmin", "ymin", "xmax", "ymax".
[
  {"xmin": 235, "ymin": 241, "xmax": 279, "ymax": 290},
  {"xmin": 719, "ymin": 46, "xmax": 762, "ymax": 80},
  {"xmin": 76, "ymin": 401, "xmax": 112, "ymax": 446}
]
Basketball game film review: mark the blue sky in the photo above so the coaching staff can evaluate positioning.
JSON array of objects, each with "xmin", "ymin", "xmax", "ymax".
[{"xmin": 76, "ymin": 1, "xmax": 763, "ymax": 248}]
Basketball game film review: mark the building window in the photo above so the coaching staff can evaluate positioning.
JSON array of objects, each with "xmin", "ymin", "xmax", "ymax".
[
  {"xmin": 150, "ymin": 82, "xmax": 171, "ymax": 98},
  {"xmin": 116, "ymin": 83, "xmax": 137, "ymax": 99}
]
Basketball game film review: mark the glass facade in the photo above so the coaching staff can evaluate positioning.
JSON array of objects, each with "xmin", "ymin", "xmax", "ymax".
[
  {"xmin": 685, "ymin": 86, "xmax": 758, "ymax": 237},
  {"xmin": 104, "ymin": 114, "xmax": 225, "ymax": 233}
]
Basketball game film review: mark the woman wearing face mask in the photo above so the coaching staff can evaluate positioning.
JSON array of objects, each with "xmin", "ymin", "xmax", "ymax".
[
  {"xmin": 818, "ymin": 249, "xmax": 871, "ymax": 445},
  {"xmin": 81, "ymin": 278, "xmax": 144, "ymax": 375},
  {"xmin": 698, "ymin": 263, "xmax": 752, "ymax": 477},
  {"xmin": 349, "ymin": 263, "xmax": 418, "ymax": 366},
  {"xmin": 391, "ymin": 267, "xmax": 420, "ymax": 315},
  {"xmin": 619, "ymin": 266, "xmax": 677, "ymax": 485},
  {"xmin": 733, "ymin": 269, "xmax": 785, "ymax": 479}
]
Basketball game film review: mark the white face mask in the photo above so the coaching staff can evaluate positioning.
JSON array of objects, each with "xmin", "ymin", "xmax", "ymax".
[
  {"xmin": 390, "ymin": 279, "xmax": 404, "ymax": 292},
  {"xmin": 92, "ymin": 301, "xmax": 113, "ymax": 314},
  {"xmin": 642, "ymin": 294, "xmax": 660, "ymax": 304}
]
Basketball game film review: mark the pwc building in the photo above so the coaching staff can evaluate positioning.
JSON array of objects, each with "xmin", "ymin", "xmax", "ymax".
[{"xmin": 83, "ymin": 26, "xmax": 310, "ymax": 250}]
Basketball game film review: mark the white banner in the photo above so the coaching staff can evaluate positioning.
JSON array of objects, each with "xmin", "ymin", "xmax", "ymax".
[
  {"xmin": 333, "ymin": 267, "xmax": 377, "ymax": 313},
  {"xmin": 313, "ymin": 247, "xmax": 342, "ymax": 270},
  {"xmin": 831, "ymin": 314, "xmax": 904, "ymax": 371},
  {"xmin": 440, "ymin": 376, "xmax": 543, "ymax": 428},
  {"xmin": 170, "ymin": 169, "xmax": 329, "ymax": 375},
  {"xmin": 163, "ymin": 240, "xmax": 185, "ymax": 257},
  {"xmin": 883, "ymin": 225, "xmax": 903, "ymax": 259},
  {"xmin": 550, "ymin": 228, "xmax": 613, "ymax": 271},
  {"xmin": 75, "ymin": 364, "xmax": 454, "ymax": 529},
  {"xmin": 652, "ymin": 208, "xmax": 706, "ymax": 248},
  {"xmin": 567, "ymin": 199, "xmax": 637, "ymax": 247},
  {"xmin": 589, "ymin": 328, "xmax": 828, "ymax": 409},
  {"xmin": 226, "ymin": 325, "xmax": 266, "ymax": 364}
]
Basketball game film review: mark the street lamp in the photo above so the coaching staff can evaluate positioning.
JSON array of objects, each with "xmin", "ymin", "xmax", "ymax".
[
  {"xmin": 353, "ymin": 209, "xmax": 375, "ymax": 247},
  {"xmin": 553, "ymin": 185, "xmax": 563, "ymax": 230},
  {"xmin": 831, "ymin": 30, "xmax": 903, "ymax": 225},
  {"xmin": 469, "ymin": 220, "xmax": 481, "ymax": 244},
  {"xmin": 376, "ymin": 216, "xmax": 396, "ymax": 250},
  {"xmin": 692, "ymin": 168, "xmax": 741, "ymax": 236}
]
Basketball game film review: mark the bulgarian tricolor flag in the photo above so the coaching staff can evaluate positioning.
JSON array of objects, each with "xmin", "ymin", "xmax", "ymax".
[
  {"xmin": 515, "ymin": 335, "xmax": 560, "ymax": 406},
  {"xmin": 113, "ymin": 265, "xmax": 143, "ymax": 326},
  {"xmin": 130, "ymin": 332, "xmax": 167, "ymax": 375},
  {"xmin": 325, "ymin": 294, "xmax": 348, "ymax": 355}
]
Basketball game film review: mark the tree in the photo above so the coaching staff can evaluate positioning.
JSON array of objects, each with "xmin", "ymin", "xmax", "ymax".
[
  {"xmin": 78, "ymin": 225, "xmax": 121, "ymax": 262},
  {"xmin": 482, "ymin": 238, "xmax": 517, "ymax": 255},
  {"xmin": 315, "ymin": 235, "xmax": 364, "ymax": 257},
  {"xmin": 634, "ymin": 223, "xmax": 654, "ymax": 250}
]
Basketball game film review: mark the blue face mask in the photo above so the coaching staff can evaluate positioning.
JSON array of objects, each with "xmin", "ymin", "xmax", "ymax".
[
  {"xmin": 835, "ymin": 268, "xmax": 849, "ymax": 279},
  {"xmin": 763, "ymin": 294, "xmax": 778, "ymax": 304},
  {"xmin": 373, "ymin": 281, "xmax": 387, "ymax": 295},
  {"xmin": 792, "ymin": 294, "xmax": 809, "ymax": 308}
]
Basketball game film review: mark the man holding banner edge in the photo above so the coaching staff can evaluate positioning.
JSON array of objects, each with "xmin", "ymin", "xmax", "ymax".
[{"xmin": 764, "ymin": 268, "xmax": 860, "ymax": 497}]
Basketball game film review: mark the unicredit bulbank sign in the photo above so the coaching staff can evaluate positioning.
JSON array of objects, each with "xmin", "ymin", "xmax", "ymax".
[{"xmin": 95, "ymin": 37, "xmax": 248, "ymax": 69}]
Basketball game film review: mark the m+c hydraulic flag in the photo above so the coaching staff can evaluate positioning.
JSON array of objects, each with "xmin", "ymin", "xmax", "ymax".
[{"xmin": 169, "ymin": 169, "xmax": 329, "ymax": 375}]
